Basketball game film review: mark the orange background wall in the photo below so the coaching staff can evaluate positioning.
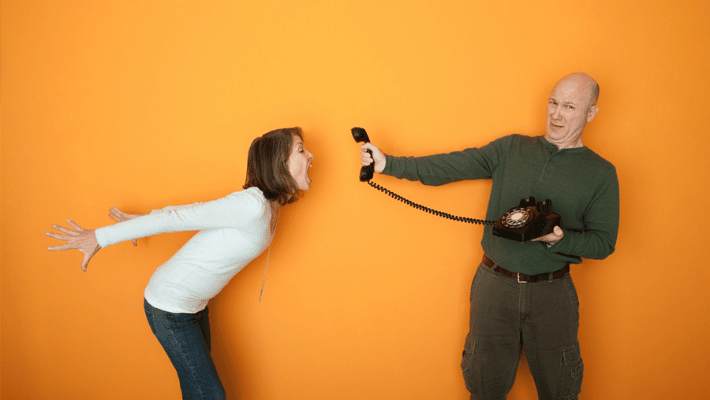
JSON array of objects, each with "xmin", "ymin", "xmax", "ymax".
[{"xmin": 2, "ymin": 0, "xmax": 709, "ymax": 399}]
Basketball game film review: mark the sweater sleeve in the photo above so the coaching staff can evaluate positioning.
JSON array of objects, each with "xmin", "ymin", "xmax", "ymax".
[
  {"xmin": 550, "ymin": 168, "xmax": 620, "ymax": 260},
  {"xmin": 381, "ymin": 137, "xmax": 507, "ymax": 186},
  {"xmin": 94, "ymin": 190, "xmax": 265, "ymax": 248}
]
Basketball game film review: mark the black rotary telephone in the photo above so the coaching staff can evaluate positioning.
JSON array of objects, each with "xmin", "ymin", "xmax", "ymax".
[{"xmin": 352, "ymin": 127, "xmax": 561, "ymax": 242}]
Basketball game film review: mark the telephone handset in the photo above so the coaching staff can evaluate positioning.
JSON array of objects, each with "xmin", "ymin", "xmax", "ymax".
[
  {"xmin": 352, "ymin": 127, "xmax": 375, "ymax": 181},
  {"xmin": 351, "ymin": 127, "xmax": 560, "ymax": 242}
]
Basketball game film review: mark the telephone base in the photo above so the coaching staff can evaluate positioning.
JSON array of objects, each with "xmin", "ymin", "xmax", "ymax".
[{"xmin": 492, "ymin": 212, "xmax": 560, "ymax": 242}]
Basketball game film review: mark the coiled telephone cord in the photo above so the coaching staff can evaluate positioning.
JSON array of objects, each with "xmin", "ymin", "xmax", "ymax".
[{"xmin": 366, "ymin": 181, "xmax": 496, "ymax": 226}]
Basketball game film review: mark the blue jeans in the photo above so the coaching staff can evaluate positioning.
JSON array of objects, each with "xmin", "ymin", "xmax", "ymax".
[
  {"xmin": 461, "ymin": 262, "xmax": 583, "ymax": 400},
  {"xmin": 144, "ymin": 299, "xmax": 226, "ymax": 400}
]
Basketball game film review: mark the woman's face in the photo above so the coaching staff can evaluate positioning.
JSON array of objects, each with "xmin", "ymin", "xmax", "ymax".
[{"xmin": 287, "ymin": 135, "xmax": 313, "ymax": 191}]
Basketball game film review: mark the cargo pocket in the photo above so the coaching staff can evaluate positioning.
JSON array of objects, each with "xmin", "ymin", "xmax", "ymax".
[
  {"xmin": 557, "ymin": 342, "xmax": 584, "ymax": 399},
  {"xmin": 460, "ymin": 333, "xmax": 477, "ymax": 394}
]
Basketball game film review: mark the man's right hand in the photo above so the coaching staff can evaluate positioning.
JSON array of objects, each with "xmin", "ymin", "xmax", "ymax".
[{"xmin": 360, "ymin": 143, "xmax": 386, "ymax": 174}]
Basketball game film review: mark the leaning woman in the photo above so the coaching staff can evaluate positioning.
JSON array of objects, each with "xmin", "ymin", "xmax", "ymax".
[{"xmin": 46, "ymin": 127, "xmax": 313, "ymax": 399}]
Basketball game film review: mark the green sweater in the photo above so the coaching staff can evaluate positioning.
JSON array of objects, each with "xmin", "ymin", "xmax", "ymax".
[{"xmin": 382, "ymin": 134, "xmax": 619, "ymax": 275}]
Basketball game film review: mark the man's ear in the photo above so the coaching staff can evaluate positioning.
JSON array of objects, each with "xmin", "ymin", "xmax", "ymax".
[{"xmin": 587, "ymin": 105, "xmax": 599, "ymax": 122}]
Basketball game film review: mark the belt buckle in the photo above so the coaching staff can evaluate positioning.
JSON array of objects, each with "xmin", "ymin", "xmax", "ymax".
[{"xmin": 517, "ymin": 273, "xmax": 528, "ymax": 284}]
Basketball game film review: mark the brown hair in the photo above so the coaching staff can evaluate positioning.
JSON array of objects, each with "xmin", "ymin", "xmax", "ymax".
[{"xmin": 243, "ymin": 127, "xmax": 303, "ymax": 205}]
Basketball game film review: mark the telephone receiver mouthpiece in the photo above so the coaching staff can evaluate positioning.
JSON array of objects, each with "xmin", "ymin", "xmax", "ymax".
[{"xmin": 351, "ymin": 127, "xmax": 374, "ymax": 181}]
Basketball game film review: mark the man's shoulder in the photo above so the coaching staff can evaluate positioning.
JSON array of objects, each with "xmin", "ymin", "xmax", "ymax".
[
  {"xmin": 498, "ymin": 133, "xmax": 536, "ymax": 142},
  {"xmin": 488, "ymin": 134, "xmax": 550, "ymax": 156},
  {"xmin": 580, "ymin": 146, "xmax": 617, "ymax": 173},
  {"xmin": 483, "ymin": 133, "xmax": 538, "ymax": 149}
]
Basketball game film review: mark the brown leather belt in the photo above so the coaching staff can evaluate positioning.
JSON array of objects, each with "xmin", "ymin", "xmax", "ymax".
[{"xmin": 482, "ymin": 255, "xmax": 569, "ymax": 283}]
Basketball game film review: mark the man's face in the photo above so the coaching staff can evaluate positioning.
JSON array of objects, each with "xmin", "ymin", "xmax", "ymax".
[{"xmin": 545, "ymin": 77, "xmax": 598, "ymax": 149}]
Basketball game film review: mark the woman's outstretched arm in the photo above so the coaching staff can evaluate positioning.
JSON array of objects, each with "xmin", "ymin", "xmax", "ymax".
[
  {"xmin": 46, "ymin": 220, "xmax": 101, "ymax": 272},
  {"xmin": 47, "ymin": 207, "xmax": 147, "ymax": 271},
  {"xmin": 108, "ymin": 207, "xmax": 147, "ymax": 246}
]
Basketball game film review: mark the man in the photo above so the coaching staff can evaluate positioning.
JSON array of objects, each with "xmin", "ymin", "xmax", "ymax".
[{"xmin": 360, "ymin": 73, "xmax": 619, "ymax": 399}]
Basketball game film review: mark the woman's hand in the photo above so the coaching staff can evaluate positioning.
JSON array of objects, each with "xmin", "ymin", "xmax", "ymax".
[
  {"xmin": 46, "ymin": 220, "xmax": 101, "ymax": 272},
  {"xmin": 109, "ymin": 207, "xmax": 145, "ymax": 246}
]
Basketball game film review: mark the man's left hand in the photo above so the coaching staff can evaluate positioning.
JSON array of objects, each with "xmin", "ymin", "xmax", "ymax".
[{"xmin": 531, "ymin": 226, "xmax": 564, "ymax": 246}]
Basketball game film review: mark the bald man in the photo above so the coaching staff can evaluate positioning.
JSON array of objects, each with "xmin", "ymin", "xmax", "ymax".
[{"xmin": 360, "ymin": 73, "xmax": 619, "ymax": 400}]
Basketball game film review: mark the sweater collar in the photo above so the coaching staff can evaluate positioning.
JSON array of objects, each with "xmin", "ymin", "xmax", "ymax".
[{"xmin": 539, "ymin": 136, "xmax": 588, "ymax": 154}]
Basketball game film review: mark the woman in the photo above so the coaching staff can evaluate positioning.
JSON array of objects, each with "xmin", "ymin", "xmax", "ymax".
[{"xmin": 46, "ymin": 127, "xmax": 313, "ymax": 399}]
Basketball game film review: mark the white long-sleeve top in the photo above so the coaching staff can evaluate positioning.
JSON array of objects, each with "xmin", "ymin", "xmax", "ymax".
[{"xmin": 94, "ymin": 187, "xmax": 274, "ymax": 313}]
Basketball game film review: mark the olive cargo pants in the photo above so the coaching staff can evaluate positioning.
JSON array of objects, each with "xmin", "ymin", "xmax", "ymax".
[{"xmin": 461, "ymin": 261, "xmax": 584, "ymax": 399}]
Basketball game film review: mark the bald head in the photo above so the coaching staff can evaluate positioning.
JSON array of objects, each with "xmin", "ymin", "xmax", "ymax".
[{"xmin": 556, "ymin": 72, "xmax": 599, "ymax": 107}]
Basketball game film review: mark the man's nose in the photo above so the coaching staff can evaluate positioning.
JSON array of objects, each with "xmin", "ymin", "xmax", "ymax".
[{"xmin": 550, "ymin": 105, "xmax": 561, "ymax": 119}]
